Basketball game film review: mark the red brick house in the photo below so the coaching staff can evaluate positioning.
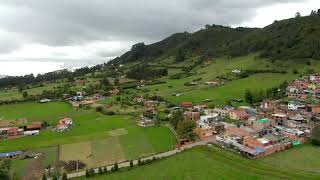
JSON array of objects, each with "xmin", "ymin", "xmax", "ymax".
[
  {"xmin": 229, "ymin": 109, "xmax": 249, "ymax": 121},
  {"xmin": 180, "ymin": 102, "xmax": 193, "ymax": 109},
  {"xmin": 184, "ymin": 111, "xmax": 201, "ymax": 121}
]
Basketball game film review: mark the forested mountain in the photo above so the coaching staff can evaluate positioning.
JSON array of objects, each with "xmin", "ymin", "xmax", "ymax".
[{"xmin": 226, "ymin": 14, "xmax": 320, "ymax": 60}]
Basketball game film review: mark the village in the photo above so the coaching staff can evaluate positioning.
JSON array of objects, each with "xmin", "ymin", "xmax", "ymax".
[{"xmin": 134, "ymin": 73, "xmax": 320, "ymax": 159}]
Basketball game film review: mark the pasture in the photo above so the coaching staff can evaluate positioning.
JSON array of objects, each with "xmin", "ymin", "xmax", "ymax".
[{"xmin": 77, "ymin": 144, "xmax": 320, "ymax": 180}]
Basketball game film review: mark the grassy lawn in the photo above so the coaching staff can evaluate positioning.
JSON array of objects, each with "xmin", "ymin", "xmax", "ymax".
[
  {"xmin": 76, "ymin": 145, "xmax": 320, "ymax": 180},
  {"xmin": 0, "ymin": 102, "xmax": 73, "ymax": 123}
]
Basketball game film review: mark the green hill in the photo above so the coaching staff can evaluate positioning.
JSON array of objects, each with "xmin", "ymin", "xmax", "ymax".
[{"xmin": 109, "ymin": 14, "xmax": 320, "ymax": 66}]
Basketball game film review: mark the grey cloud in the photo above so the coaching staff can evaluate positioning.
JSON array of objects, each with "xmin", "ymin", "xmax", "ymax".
[{"xmin": 0, "ymin": 0, "xmax": 305, "ymax": 66}]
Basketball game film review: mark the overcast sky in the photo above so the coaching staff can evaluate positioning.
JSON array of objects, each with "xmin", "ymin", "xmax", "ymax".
[{"xmin": 0, "ymin": 0, "xmax": 319, "ymax": 76}]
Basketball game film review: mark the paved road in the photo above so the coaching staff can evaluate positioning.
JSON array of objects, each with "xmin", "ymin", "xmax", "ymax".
[{"xmin": 67, "ymin": 138, "xmax": 216, "ymax": 179}]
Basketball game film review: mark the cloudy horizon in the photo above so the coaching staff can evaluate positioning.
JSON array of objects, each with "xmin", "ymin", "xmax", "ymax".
[{"xmin": 0, "ymin": 0, "xmax": 319, "ymax": 76}]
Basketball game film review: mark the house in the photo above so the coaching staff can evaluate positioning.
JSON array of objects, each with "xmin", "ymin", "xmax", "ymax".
[
  {"xmin": 229, "ymin": 109, "xmax": 249, "ymax": 121},
  {"xmin": 205, "ymin": 81, "xmax": 219, "ymax": 86},
  {"xmin": 7, "ymin": 128, "xmax": 24, "ymax": 139},
  {"xmin": 204, "ymin": 108, "xmax": 228, "ymax": 117},
  {"xmin": 226, "ymin": 126, "xmax": 256, "ymax": 138},
  {"xmin": 180, "ymin": 102, "xmax": 193, "ymax": 109},
  {"xmin": 40, "ymin": 98, "xmax": 51, "ymax": 103},
  {"xmin": 260, "ymin": 100, "xmax": 278, "ymax": 111},
  {"xmin": 250, "ymin": 118, "xmax": 274, "ymax": 131},
  {"xmin": 232, "ymin": 69, "xmax": 241, "ymax": 74},
  {"xmin": 310, "ymin": 74, "xmax": 320, "ymax": 83},
  {"xmin": 55, "ymin": 124, "xmax": 69, "ymax": 132},
  {"xmin": 24, "ymin": 130, "xmax": 39, "ymax": 136},
  {"xmin": 184, "ymin": 111, "xmax": 200, "ymax": 121},
  {"xmin": 200, "ymin": 114, "xmax": 220, "ymax": 123},
  {"xmin": 109, "ymin": 89, "xmax": 120, "ymax": 95},
  {"xmin": 133, "ymin": 96, "xmax": 145, "ymax": 103},
  {"xmin": 138, "ymin": 117, "xmax": 156, "ymax": 128},
  {"xmin": 144, "ymin": 101, "xmax": 158, "ymax": 108},
  {"xmin": 26, "ymin": 122, "xmax": 42, "ymax": 131},
  {"xmin": 288, "ymin": 101, "xmax": 305, "ymax": 110},
  {"xmin": 193, "ymin": 105, "xmax": 208, "ymax": 112},
  {"xmin": 146, "ymin": 107, "xmax": 158, "ymax": 115},
  {"xmin": 311, "ymin": 104, "xmax": 320, "ymax": 114},
  {"xmin": 59, "ymin": 117, "xmax": 73, "ymax": 126},
  {"xmin": 272, "ymin": 113, "xmax": 288, "ymax": 125},
  {"xmin": 0, "ymin": 151, "xmax": 24, "ymax": 160},
  {"xmin": 195, "ymin": 124, "xmax": 214, "ymax": 140}
]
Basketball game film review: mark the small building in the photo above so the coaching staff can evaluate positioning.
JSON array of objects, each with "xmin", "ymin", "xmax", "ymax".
[
  {"xmin": 7, "ymin": 128, "xmax": 24, "ymax": 139},
  {"xmin": 232, "ymin": 69, "xmax": 241, "ymax": 74},
  {"xmin": 272, "ymin": 113, "xmax": 288, "ymax": 125},
  {"xmin": 40, "ymin": 98, "xmax": 51, "ymax": 103},
  {"xmin": 229, "ymin": 109, "xmax": 249, "ymax": 121},
  {"xmin": 180, "ymin": 102, "xmax": 193, "ymax": 109},
  {"xmin": 144, "ymin": 101, "xmax": 158, "ymax": 108},
  {"xmin": 226, "ymin": 126, "xmax": 256, "ymax": 138},
  {"xmin": 184, "ymin": 111, "xmax": 201, "ymax": 121},
  {"xmin": 24, "ymin": 130, "xmax": 39, "ymax": 136},
  {"xmin": 138, "ymin": 117, "xmax": 155, "ymax": 128},
  {"xmin": 288, "ymin": 101, "xmax": 305, "ymax": 110},
  {"xmin": 195, "ymin": 124, "xmax": 214, "ymax": 140},
  {"xmin": 59, "ymin": 117, "xmax": 73, "ymax": 126},
  {"xmin": 310, "ymin": 74, "xmax": 320, "ymax": 83},
  {"xmin": 26, "ymin": 122, "xmax": 42, "ymax": 131},
  {"xmin": 55, "ymin": 124, "xmax": 69, "ymax": 132},
  {"xmin": 200, "ymin": 114, "xmax": 220, "ymax": 123},
  {"xmin": 109, "ymin": 89, "xmax": 120, "ymax": 95},
  {"xmin": 133, "ymin": 96, "xmax": 145, "ymax": 103},
  {"xmin": 0, "ymin": 151, "xmax": 24, "ymax": 160},
  {"xmin": 193, "ymin": 105, "xmax": 208, "ymax": 112},
  {"xmin": 204, "ymin": 108, "xmax": 228, "ymax": 117}
]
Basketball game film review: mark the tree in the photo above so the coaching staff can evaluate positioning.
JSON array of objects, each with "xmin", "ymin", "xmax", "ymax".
[
  {"xmin": 176, "ymin": 121, "xmax": 197, "ymax": 140},
  {"xmin": 138, "ymin": 159, "xmax": 142, "ymax": 166},
  {"xmin": 98, "ymin": 167, "xmax": 103, "ymax": 174},
  {"xmin": 62, "ymin": 172, "xmax": 67, "ymax": 180},
  {"xmin": 244, "ymin": 90, "xmax": 254, "ymax": 104},
  {"xmin": 103, "ymin": 167, "xmax": 107, "ymax": 173},
  {"xmin": 170, "ymin": 110, "xmax": 184, "ymax": 128},
  {"xmin": 22, "ymin": 91, "xmax": 28, "ymax": 99},
  {"xmin": 311, "ymin": 124, "xmax": 320, "ymax": 145},
  {"xmin": 0, "ymin": 160, "xmax": 11, "ymax": 180},
  {"xmin": 310, "ymin": 10, "xmax": 317, "ymax": 16},
  {"xmin": 318, "ymin": 9, "xmax": 320, "ymax": 15},
  {"xmin": 114, "ymin": 78, "xmax": 120, "ymax": 86},
  {"xmin": 114, "ymin": 162, "xmax": 119, "ymax": 171},
  {"xmin": 208, "ymin": 103, "xmax": 215, "ymax": 109},
  {"xmin": 85, "ymin": 170, "xmax": 90, "ymax": 177},
  {"xmin": 295, "ymin": 12, "xmax": 301, "ymax": 18},
  {"xmin": 176, "ymin": 49, "xmax": 186, "ymax": 62},
  {"xmin": 130, "ymin": 160, "xmax": 134, "ymax": 168},
  {"xmin": 42, "ymin": 174, "xmax": 47, "ymax": 180}
]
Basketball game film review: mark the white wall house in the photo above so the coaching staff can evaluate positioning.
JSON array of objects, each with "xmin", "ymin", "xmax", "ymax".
[{"xmin": 288, "ymin": 101, "xmax": 305, "ymax": 110}]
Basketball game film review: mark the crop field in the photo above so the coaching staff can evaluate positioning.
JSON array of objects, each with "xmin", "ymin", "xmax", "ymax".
[
  {"xmin": 59, "ymin": 125, "xmax": 175, "ymax": 168},
  {"xmin": 77, "ymin": 144, "xmax": 320, "ymax": 180}
]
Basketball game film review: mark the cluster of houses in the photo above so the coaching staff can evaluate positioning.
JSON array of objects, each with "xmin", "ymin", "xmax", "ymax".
[
  {"xmin": 287, "ymin": 74, "xmax": 320, "ymax": 100},
  {"xmin": 175, "ymin": 94, "xmax": 314, "ymax": 158},
  {"xmin": 0, "ymin": 121, "xmax": 43, "ymax": 140}
]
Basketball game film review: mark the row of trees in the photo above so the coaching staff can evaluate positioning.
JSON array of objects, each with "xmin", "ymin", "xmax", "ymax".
[
  {"xmin": 0, "ymin": 64, "xmax": 105, "ymax": 89},
  {"xmin": 126, "ymin": 65, "xmax": 168, "ymax": 80},
  {"xmin": 244, "ymin": 81, "xmax": 288, "ymax": 104},
  {"xmin": 170, "ymin": 110, "xmax": 197, "ymax": 140}
]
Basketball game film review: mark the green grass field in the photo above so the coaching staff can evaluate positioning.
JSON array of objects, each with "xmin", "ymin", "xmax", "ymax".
[
  {"xmin": 77, "ymin": 144, "xmax": 320, "ymax": 180},
  {"xmin": 0, "ymin": 102, "xmax": 73, "ymax": 123}
]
